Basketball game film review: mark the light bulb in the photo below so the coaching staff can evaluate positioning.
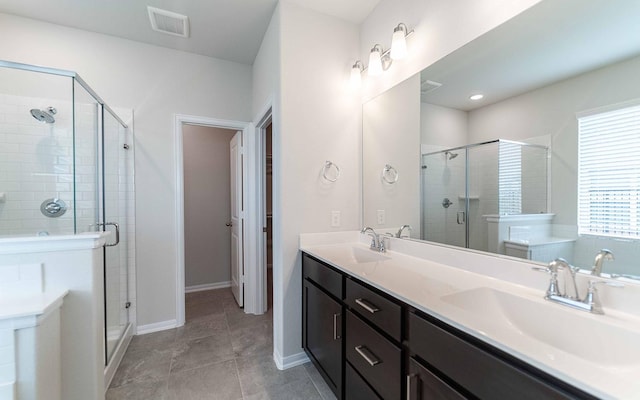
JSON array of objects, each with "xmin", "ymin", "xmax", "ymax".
[
  {"xmin": 390, "ymin": 25, "xmax": 407, "ymax": 60},
  {"xmin": 368, "ymin": 45, "xmax": 383, "ymax": 76}
]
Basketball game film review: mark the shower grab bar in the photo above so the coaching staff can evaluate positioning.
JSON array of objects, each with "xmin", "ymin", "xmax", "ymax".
[{"xmin": 97, "ymin": 222, "xmax": 120, "ymax": 247}]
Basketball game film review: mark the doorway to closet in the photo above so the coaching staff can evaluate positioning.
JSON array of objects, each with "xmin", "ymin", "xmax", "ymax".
[{"xmin": 182, "ymin": 124, "xmax": 240, "ymax": 321}]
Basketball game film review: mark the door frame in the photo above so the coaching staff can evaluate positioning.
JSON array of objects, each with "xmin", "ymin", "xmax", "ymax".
[
  {"xmin": 254, "ymin": 108, "xmax": 273, "ymax": 314},
  {"xmin": 174, "ymin": 114, "xmax": 255, "ymax": 326}
]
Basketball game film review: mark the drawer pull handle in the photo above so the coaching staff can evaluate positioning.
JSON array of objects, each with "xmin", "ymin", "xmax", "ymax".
[
  {"xmin": 333, "ymin": 313, "xmax": 341, "ymax": 340},
  {"xmin": 355, "ymin": 298, "xmax": 380, "ymax": 314},
  {"xmin": 354, "ymin": 345, "xmax": 380, "ymax": 366}
]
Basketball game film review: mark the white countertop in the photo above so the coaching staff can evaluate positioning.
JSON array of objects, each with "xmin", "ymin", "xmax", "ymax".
[
  {"xmin": 300, "ymin": 232, "xmax": 640, "ymax": 399},
  {"xmin": 504, "ymin": 237, "xmax": 576, "ymax": 246},
  {"xmin": 0, "ymin": 290, "xmax": 69, "ymax": 322},
  {"xmin": 0, "ymin": 232, "xmax": 110, "ymax": 255}
]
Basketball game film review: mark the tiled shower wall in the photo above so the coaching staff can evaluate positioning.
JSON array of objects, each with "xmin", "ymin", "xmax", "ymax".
[{"xmin": 0, "ymin": 93, "xmax": 98, "ymax": 236}]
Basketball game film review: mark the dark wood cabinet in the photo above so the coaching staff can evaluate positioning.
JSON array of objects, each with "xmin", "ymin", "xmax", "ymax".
[
  {"xmin": 345, "ymin": 310, "xmax": 402, "ymax": 400},
  {"xmin": 345, "ymin": 362, "xmax": 382, "ymax": 400},
  {"xmin": 301, "ymin": 251, "xmax": 597, "ymax": 400},
  {"xmin": 408, "ymin": 311, "xmax": 596, "ymax": 400},
  {"xmin": 407, "ymin": 358, "xmax": 466, "ymax": 400},
  {"xmin": 302, "ymin": 255, "xmax": 343, "ymax": 399},
  {"xmin": 345, "ymin": 278, "xmax": 402, "ymax": 342}
]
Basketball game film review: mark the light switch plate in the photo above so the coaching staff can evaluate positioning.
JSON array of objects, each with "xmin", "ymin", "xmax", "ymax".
[{"xmin": 377, "ymin": 209, "xmax": 385, "ymax": 225}]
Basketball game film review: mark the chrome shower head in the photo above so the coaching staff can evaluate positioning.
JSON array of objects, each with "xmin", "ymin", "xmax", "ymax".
[
  {"xmin": 445, "ymin": 151, "xmax": 458, "ymax": 160},
  {"xmin": 30, "ymin": 107, "xmax": 56, "ymax": 124}
]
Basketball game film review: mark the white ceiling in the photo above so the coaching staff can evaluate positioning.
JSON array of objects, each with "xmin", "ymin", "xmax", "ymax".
[
  {"xmin": 420, "ymin": 0, "xmax": 640, "ymax": 111},
  {"xmin": 0, "ymin": 0, "xmax": 381, "ymax": 65}
]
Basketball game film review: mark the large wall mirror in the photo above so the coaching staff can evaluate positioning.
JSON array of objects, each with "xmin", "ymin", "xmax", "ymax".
[{"xmin": 363, "ymin": 0, "xmax": 640, "ymax": 277}]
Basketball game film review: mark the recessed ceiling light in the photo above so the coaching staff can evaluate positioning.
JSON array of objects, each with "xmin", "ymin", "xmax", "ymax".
[{"xmin": 469, "ymin": 94, "xmax": 484, "ymax": 101}]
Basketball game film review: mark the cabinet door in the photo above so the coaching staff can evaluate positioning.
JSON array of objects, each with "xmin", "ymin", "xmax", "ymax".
[
  {"xmin": 408, "ymin": 358, "xmax": 465, "ymax": 400},
  {"xmin": 303, "ymin": 279, "xmax": 342, "ymax": 398}
]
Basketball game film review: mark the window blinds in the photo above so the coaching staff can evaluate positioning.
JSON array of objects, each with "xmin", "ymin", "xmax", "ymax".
[
  {"xmin": 499, "ymin": 142, "xmax": 522, "ymax": 215},
  {"xmin": 578, "ymin": 102, "xmax": 640, "ymax": 238}
]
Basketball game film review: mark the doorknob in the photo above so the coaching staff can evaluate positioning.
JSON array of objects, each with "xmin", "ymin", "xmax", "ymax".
[{"xmin": 226, "ymin": 222, "xmax": 233, "ymax": 227}]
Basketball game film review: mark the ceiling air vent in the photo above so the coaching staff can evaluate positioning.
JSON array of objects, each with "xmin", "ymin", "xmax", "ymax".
[
  {"xmin": 421, "ymin": 80, "xmax": 443, "ymax": 95},
  {"xmin": 147, "ymin": 6, "xmax": 190, "ymax": 38}
]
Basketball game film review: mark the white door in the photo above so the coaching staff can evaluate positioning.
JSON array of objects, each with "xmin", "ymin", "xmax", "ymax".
[{"xmin": 230, "ymin": 131, "xmax": 244, "ymax": 307}]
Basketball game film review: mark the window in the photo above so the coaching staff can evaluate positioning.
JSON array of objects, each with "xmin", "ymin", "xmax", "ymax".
[
  {"xmin": 578, "ymin": 101, "xmax": 640, "ymax": 238},
  {"xmin": 499, "ymin": 141, "xmax": 522, "ymax": 215}
]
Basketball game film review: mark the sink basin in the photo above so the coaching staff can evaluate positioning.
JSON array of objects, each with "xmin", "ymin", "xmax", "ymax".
[
  {"xmin": 441, "ymin": 287, "xmax": 640, "ymax": 366},
  {"xmin": 318, "ymin": 245, "xmax": 391, "ymax": 264}
]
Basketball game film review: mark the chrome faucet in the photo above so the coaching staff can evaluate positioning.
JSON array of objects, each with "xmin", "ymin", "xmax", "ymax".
[
  {"xmin": 360, "ymin": 227, "xmax": 386, "ymax": 252},
  {"xmin": 396, "ymin": 224, "xmax": 413, "ymax": 238},
  {"xmin": 534, "ymin": 258, "xmax": 622, "ymax": 314},
  {"xmin": 554, "ymin": 258, "xmax": 580, "ymax": 300},
  {"xmin": 591, "ymin": 249, "xmax": 614, "ymax": 276}
]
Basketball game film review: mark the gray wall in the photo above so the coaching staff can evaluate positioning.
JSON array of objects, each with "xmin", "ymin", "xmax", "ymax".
[{"xmin": 183, "ymin": 125, "xmax": 237, "ymax": 287}]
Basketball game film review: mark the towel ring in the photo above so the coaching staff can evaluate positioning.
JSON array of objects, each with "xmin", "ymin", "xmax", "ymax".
[
  {"xmin": 322, "ymin": 161, "xmax": 340, "ymax": 182},
  {"xmin": 382, "ymin": 164, "xmax": 399, "ymax": 184}
]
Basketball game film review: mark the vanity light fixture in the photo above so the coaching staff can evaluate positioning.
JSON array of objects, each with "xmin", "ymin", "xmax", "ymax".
[
  {"xmin": 390, "ymin": 23, "xmax": 409, "ymax": 60},
  {"xmin": 350, "ymin": 61, "xmax": 364, "ymax": 88},
  {"xmin": 470, "ymin": 94, "xmax": 484, "ymax": 101},
  {"xmin": 350, "ymin": 23, "xmax": 414, "ymax": 84},
  {"xmin": 368, "ymin": 44, "xmax": 385, "ymax": 76}
]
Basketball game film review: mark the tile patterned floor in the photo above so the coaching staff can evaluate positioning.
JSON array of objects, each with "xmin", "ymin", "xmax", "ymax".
[{"xmin": 107, "ymin": 287, "xmax": 336, "ymax": 400}]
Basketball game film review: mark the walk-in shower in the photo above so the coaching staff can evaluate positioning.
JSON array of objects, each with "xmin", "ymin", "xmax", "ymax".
[
  {"xmin": 0, "ymin": 60, "xmax": 135, "ymax": 371},
  {"xmin": 421, "ymin": 139, "xmax": 548, "ymax": 251}
]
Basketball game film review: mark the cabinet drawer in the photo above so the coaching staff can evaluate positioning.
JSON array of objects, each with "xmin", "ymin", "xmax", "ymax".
[
  {"xmin": 345, "ymin": 278, "xmax": 402, "ymax": 341},
  {"xmin": 345, "ymin": 362, "xmax": 381, "ymax": 400},
  {"xmin": 408, "ymin": 357, "xmax": 465, "ymax": 400},
  {"xmin": 303, "ymin": 253, "xmax": 343, "ymax": 299},
  {"xmin": 409, "ymin": 312, "xmax": 578, "ymax": 400},
  {"xmin": 346, "ymin": 310, "xmax": 401, "ymax": 400}
]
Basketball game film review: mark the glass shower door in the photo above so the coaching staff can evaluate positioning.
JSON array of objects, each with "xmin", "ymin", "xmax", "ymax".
[
  {"xmin": 421, "ymin": 150, "xmax": 466, "ymax": 247},
  {"xmin": 102, "ymin": 109, "xmax": 129, "ymax": 364}
]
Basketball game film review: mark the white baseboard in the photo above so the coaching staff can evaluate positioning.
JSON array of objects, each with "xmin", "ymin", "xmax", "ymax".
[
  {"xmin": 185, "ymin": 281, "xmax": 231, "ymax": 293},
  {"xmin": 136, "ymin": 319, "xmax": 178, "ymax": 335},
  {"xmin": 273, "ymin": 348, "xmax": 309, "ymax": 370}
]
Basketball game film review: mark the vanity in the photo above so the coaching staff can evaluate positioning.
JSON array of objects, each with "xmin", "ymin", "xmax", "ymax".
[{"xmin": 300, "ymin": 232, "xmax": 640, "ymax": 400}]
